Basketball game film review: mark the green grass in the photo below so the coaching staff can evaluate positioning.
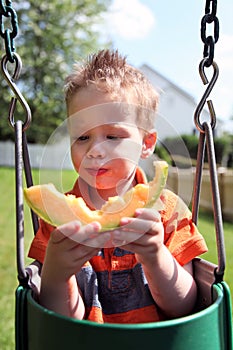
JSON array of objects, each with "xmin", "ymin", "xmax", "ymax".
[
  {"xmin": 0, "ymin": 167, "xmax": 232, "ymax": 349},
  {"xmin": 0, "ymin": 167, "xmax": 76, "ymax": 349}
]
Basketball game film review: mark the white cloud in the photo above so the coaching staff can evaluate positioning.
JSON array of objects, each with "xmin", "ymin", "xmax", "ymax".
[{"xmin": 106, "ymin": 0, "xmax": 155, "ymax": 40}]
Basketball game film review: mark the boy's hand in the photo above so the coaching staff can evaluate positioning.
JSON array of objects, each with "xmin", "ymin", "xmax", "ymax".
[
  {"xmin": 111, "ymin": 209, "xmax": 197, "ymax": 318},
  {"xmin": 40, "ymin": 220, "xmax": 110, "ymax": 318},
  {"xmin": 42, "ymin": 220, "xmax": 110, "ymax": 283},
  {"xmin": 111, "ymin": 208, "xmax": 164, "ymax": 265}
]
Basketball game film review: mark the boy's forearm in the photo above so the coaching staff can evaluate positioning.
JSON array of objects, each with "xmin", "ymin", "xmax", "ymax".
[
  {"xmin": 141, "ymin": 245, "xmax": 197, "ymax": 318},
  {"xmin": 39, "ymin": 274, "xmax": 85, "ymax": 319}
]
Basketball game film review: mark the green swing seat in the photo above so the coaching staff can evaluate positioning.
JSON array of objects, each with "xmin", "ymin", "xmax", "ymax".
[{"xmin": 15, "ymin": 258, "xmax": 232, "ymax": 350}]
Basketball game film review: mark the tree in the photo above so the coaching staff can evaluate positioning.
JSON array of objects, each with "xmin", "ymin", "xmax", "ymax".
[{"xmin": 0, "ymin": 0, "xmax": 111, "ymax": 143}]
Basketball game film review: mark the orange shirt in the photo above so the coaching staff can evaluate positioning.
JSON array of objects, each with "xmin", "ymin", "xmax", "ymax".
[{"xmin": 28, "ymin": 167, "xmax": 207, "ymax": 324}]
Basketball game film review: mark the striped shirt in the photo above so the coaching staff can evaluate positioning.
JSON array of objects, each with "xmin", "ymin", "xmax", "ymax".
[{"xmin": 28, "ymin": 167, "xmax": 207, "ymax": 323}]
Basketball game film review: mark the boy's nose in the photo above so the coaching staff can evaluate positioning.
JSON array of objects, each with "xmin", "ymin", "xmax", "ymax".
[{"xmin": 87, "ymin": 142, "xmax": 106, "ymax": 159}]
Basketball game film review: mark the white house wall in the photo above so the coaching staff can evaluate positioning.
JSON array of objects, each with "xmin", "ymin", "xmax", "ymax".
[{"xmin": 140, "ymin": 64, "xmax": 209, "ymax": 141}]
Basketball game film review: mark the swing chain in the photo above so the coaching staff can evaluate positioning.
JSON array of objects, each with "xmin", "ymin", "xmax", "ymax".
[
  {"xmin": 0, "ymin": 2, "xmax": 38, "ymax": 283},
  {"xmin": 195, "ymin": 0, "xmax": 220, "ymax": 134},
  {"xmin": 0, "ymin": 0, "xmax": 32, "ymax": 131},
  {"xmin": 0, "ymin": 0, "xmax": 18, "ymax": 63},
  {"xmin": 193, "ymin": 0, "xmax": 226, "ymax": 280},
  {"xmin": 201, "ymin": 0, "xmax": 219, "ymax": 68}
]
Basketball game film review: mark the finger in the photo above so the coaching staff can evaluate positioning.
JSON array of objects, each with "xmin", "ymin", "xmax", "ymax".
[
  {"xmin": 113, "ymin": 217, "xmax": 163, "ymax": 246},
  {"xmin": 67, "ymin": 221, "xmax": 101, "ymax": 244},
  {"xmin": 112, "ymin": 229, "xmax": 143, "ymax": 246},
  {"xmin": 120, "ymin": 217, "xmax": 155, "ymax": 235},
  {"xmin": 51, "ymin": 221, "xmax": 82, "ymax": 243},
  {"xmin": 64, "ymin": 221, "xmax": 111, "ymax": 249},
  {"xmin": 70, "ymin": 233, "xmax": 111, "ymax": 265},
  {"xmin": 82, "ymin": 231, "xmax": 111, "ymax": 249},
  {"xmin": 51, "ymin": 221, "xmax": 102, "ymax": 249},
  {"xmin": 134, "ymin": 208, "xmax": 161, "ymax": 221},
  {"xmin": 120, "ymin": 209, "xmax": 161, "ymax": 233}
]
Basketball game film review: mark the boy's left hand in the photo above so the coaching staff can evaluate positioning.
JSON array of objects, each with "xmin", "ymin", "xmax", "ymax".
[{"xmin": 111, "ymin": 208, "xmax": 164, "ymax": 265}]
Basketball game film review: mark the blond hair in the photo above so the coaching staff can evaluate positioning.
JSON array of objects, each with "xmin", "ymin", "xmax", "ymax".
[{"xmin": 64, "ymin": 49, "xmax": 159, "ymax": 129}]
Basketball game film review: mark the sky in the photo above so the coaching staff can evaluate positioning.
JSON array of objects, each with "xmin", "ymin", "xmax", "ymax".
[{"xmin": 105, "ymin": 0, "xmax": 233, "ymax": 127}]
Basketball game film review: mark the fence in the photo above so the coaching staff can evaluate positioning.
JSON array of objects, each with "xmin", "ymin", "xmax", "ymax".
[
  {"xmin": 167, "ymin": 166, "xmax": 233, "ymax": 223},
  {"xmin": 0, "ymin": 139, "xmax": 73, "ymax": 169}
]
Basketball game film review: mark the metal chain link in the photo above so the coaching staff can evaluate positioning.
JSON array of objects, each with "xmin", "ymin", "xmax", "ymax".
[
  {"xmin": 0, "ymin": 1, "xmax": 32, "ymax": 130},
  {"xmin": 0, "ymin": 0, "xmax": 11, "ymax": 13},
  {"xmin": 200, "ymin": 0, "xmax": 219, "ymax": 67},
  {"xmin": 0, "ymin": 0, "xmax": 18, "ymax": 63}
]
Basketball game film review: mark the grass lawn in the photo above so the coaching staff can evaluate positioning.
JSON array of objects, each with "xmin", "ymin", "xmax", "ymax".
[{"xmin": 0, "ymin": 166, "xmax": 232, "ymax": 349}]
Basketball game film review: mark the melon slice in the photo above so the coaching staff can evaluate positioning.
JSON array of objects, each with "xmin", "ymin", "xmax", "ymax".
[{"xmin": 24, "ymin": 161, "xmax": 168, "ymax": 230}]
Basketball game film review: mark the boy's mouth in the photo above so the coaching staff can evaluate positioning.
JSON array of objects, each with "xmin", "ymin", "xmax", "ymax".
[{"xmin": 86, "ymin": 168, "xmax": 109, "ymax": 177}]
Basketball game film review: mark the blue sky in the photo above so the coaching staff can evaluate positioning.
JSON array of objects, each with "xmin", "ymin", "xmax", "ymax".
[{"xmin": 105, "ymin": 0, "xmax": 233, "ymax": 124}]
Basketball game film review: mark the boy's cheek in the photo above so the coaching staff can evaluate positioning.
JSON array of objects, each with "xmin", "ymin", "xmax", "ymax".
[
  {"xmin": 110, "ymin": 139, "xmax": 143, "ymax": 162},
  {"xmin": 71, "ymin": 148, "xmax": 82, "ymax": 170}
]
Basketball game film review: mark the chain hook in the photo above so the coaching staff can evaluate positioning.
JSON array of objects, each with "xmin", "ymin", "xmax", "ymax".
[
  {"xmin": 194, "ymin": 57, "xmax": 219, "ymax": 133},
  {"xmin": 0, "ymin": 52, "xmax": 31, "ymax": 131}
]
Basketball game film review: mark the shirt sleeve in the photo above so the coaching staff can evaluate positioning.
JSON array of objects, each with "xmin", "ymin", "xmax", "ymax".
[
  {"xmin": 160, "ymin": 189, "xmax": 208, "ymax": 266},
  {"xmin": 28, "ymin": 219, "xmax": 55, "ymax": 264}
]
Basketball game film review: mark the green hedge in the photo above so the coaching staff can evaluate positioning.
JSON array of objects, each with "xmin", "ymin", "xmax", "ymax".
[{"xmin": 155, "ymin": 134, "xmax": 230, "ymax": 168}]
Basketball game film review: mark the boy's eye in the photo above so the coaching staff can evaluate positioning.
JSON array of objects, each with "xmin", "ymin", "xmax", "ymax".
[
  {"xmin": 107, "ymin": 135, "xmax": 120, "ymax": 140},
  {"xmin": 77, "ymin": 135, "xmax": 89, "ymax": 141}
]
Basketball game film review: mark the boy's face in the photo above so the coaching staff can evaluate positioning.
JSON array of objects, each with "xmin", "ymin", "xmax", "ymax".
[{"xmin": 68, "ymin": 87, "xmax": 156, "ymax": 194}]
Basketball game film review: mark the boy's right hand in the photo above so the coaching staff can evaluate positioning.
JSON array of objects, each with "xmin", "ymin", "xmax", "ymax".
[{"xmin": 41, "ymin": 220, "xmax": 110, "ymax": 283}]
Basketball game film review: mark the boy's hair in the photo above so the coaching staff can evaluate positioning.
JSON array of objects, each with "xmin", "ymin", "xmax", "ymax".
[{"xmin": 64, "ymin": 49, "xmax": 159, "ymax": 129}]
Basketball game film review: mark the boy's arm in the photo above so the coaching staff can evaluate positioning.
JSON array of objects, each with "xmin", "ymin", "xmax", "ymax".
[
  {"xmin": 38, "ymin": 220, "xmax": 110, "ymax": 319},
  {"xmin": 114, "ymin": 207, "xmax": 205, "ymax": 319},
  {"xmin": 139, "ymin": 246, "xmax": 197, "ymax": 318},
  {"xmin": 40, "ymin": 273, "xmax": 85, "ymax": 319}
]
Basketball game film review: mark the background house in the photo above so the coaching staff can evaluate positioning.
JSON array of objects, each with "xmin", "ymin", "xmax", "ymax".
[{"xmin": 140, "ymin": 64, "xmax": 209, "ymax": 143}]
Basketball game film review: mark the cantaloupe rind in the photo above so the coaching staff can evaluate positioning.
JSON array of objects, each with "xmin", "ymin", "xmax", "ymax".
[{"xmin": 24, "ymin": 161, "xmax": 168, "ymax": 230}]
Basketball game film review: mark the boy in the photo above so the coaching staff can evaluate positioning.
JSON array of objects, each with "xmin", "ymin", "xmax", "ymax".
[{"xmin": 28, "ymin": 49, "xmax": 207, "ymax": 323}]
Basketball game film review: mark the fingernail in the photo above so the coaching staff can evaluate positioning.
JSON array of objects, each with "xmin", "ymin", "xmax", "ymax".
[
  {"xmin": 120, "ymin": 218, "xmax": 130, "ymax": 225},
  {"xmin": 135, "ymin": 209, "xmax": 143, "ymax": 216},
  {"xmin": 91, "ymin": 222, "xmax": 101, "ymax": 231}
]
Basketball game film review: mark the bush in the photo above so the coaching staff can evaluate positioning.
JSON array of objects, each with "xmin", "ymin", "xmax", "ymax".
[
  {"xmin": 157, "ymin": 134, "xmax": 229, "ymax": 167},
  {"xmin": 154, "ymin": 145, "xmax": 172, "ymax": 165},
  {"xmin": 213, "ymin": 137, "xmax": 229, "ymax": 165}
]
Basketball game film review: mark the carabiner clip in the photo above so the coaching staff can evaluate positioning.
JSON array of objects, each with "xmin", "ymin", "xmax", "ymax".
[
  {"xmin": 194, "ymin": 58, "xmax": 219, "ymax": 133},
  {"xmin": 0, "ymin": 52, "xmax": 31, "ymax": 131}
]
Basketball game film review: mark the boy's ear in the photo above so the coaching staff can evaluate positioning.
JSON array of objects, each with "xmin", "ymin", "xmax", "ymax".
[{"xmin": 141, "ymin": 131, "xmax": 157, "ymax": 159}]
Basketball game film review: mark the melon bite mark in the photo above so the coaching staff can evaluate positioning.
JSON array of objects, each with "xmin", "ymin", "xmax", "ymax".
[{"xmin": 24, "ymin": 161, "xmax": 168, "ymax": 231}]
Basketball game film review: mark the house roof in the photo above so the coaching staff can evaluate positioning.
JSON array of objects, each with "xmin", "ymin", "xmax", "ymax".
[{"xmin": 140, "ymin": 63, "xmax": 197, "ymax": 105}]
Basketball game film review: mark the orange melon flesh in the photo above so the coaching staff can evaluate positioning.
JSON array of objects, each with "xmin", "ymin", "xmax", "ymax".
[{"xmin": 24, "ymin": 161, "xmax": 168, "ymax": 230}]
